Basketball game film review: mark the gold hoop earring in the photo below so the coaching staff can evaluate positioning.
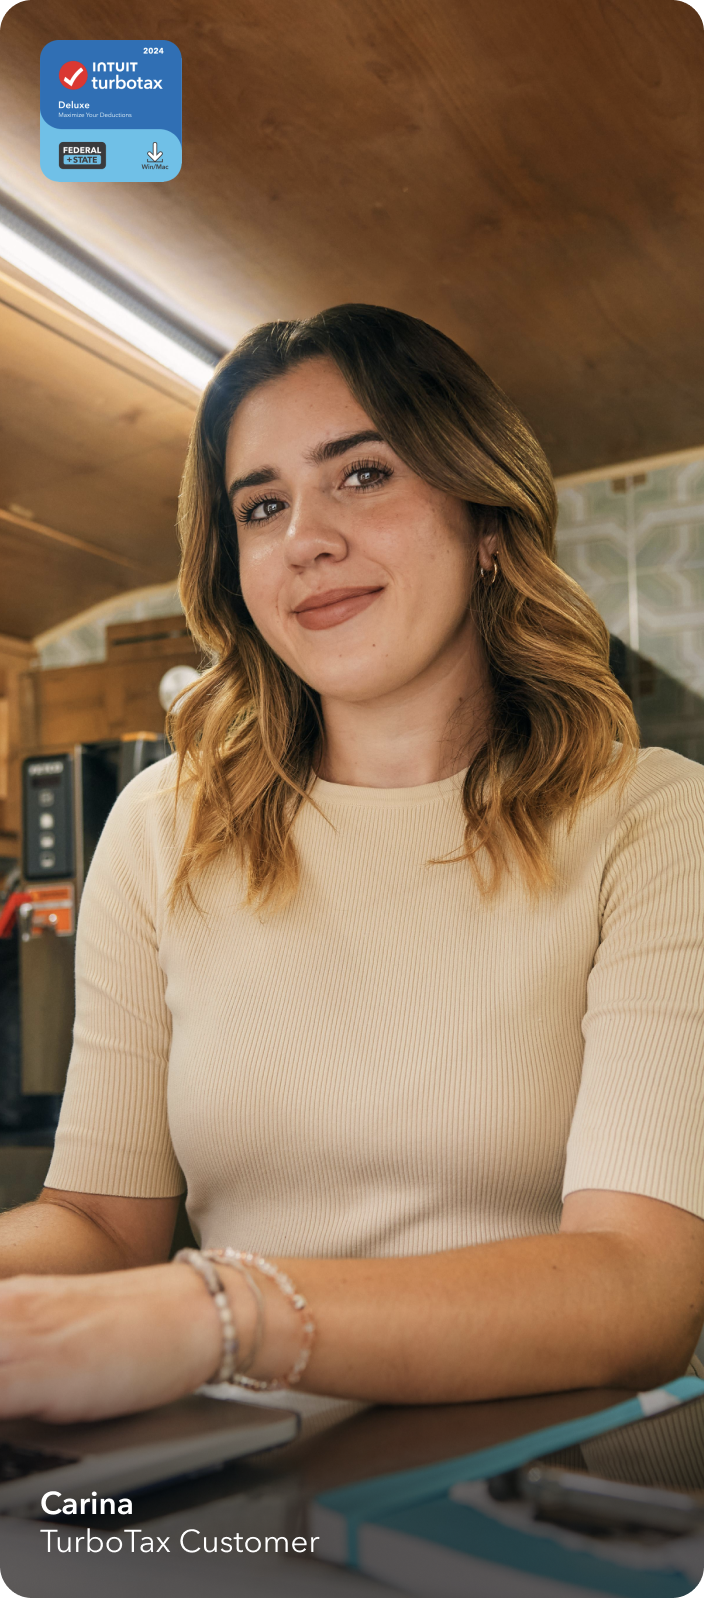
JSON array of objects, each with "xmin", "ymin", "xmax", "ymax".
[{"xmin": 479, "ymin": 554, "xmax": 499, "ymax": 587}]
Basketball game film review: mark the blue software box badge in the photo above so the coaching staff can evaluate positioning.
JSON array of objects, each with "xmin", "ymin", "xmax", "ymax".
[{"xmin": 40, "ymin": 40, "xmax": 182, "ymax": 182}]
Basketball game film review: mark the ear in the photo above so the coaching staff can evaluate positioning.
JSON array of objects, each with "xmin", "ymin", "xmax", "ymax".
[{"xmin": 476, "ymin": 526, "xmax": 499, "ymax": 573}]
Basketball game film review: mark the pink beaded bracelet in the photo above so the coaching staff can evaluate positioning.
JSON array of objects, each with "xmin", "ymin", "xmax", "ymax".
[{"xmin": 205, "ymin": 1247, "xmax": 316, "ymax": 1390}]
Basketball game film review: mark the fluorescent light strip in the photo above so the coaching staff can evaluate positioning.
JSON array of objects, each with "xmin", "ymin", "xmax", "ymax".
[{"xmin": 0, "ymin": 212, "xmax": 220, "ymax": 389}]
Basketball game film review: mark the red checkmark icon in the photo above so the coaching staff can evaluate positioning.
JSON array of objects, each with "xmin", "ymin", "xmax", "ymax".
[{"xmin": 58, "ymin": 61, "xmax": 87, "ymax": 90}]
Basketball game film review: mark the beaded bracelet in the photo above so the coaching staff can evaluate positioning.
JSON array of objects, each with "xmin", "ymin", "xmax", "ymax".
[
  {"xmin": 206, "ymin": 1247, "xmax": 316, "ymax": 1390},
  {"xmin": 213, "ymin": 1256, "xmax": 265, "ymax": 1376},
  {"xmin": 173, "ymin": 1247, "xmax": 239, "ymax": 1384}
]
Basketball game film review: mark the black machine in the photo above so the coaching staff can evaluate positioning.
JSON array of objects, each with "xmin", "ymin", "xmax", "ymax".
[
  {"xmin": 22, "ymin": 736, "xmax": 168, "ymax": 891},
  {"xmin": 0, "ymin": 737, "xmax": 168, "ymax": 1126}
]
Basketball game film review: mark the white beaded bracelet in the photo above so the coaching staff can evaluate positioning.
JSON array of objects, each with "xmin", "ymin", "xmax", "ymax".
[
  {"xmin": 206, "ymin": 1247, "xmax": 316, "ymax": 1390},
  {"xmin": 212, "ymin": 1256, "xmax": 266, "ymax": 1376},
  {"xmin": 173, "ymin": 1247, "xmax": 239, "ymax": 1383}
]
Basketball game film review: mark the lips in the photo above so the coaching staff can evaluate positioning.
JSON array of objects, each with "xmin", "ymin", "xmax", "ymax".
[{"xmin": 292, "ymin": 586, "xmax": 383, "ymax": 631}]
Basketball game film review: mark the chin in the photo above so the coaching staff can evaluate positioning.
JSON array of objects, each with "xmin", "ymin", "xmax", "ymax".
[
  {"xmin": 301, "ymin": 664, "xmax": 407, "ymax": 703},
  {"xmin": 279, "ymin": 628, "xmax": 408, "ymax": 701}
]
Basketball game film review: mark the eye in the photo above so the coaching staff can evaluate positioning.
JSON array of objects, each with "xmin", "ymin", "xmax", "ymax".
[
  {"xmin": 240, "ymin": 496, "xmax": 286, "ymax": 524},
  {"xmin": 251, "ymin": 498, "xmax": 283, "ymax": 521},
  {"xmin": 343, "ymin": 460, "xmax": 392, "ymax": 490}
]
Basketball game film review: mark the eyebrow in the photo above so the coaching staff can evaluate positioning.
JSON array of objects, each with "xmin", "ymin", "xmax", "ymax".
[
  {"xmin": 306, "ymin": 429, "xmax": 385, "ymax": 464},
  {"xmin": 227, "ymin": 430, "xmax": 386, "ymax": 505}
]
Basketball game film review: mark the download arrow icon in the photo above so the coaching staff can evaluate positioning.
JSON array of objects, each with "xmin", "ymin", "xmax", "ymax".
[{"xmin": 147, "ymin": 142, "xmax": 163, "ymax": 161}]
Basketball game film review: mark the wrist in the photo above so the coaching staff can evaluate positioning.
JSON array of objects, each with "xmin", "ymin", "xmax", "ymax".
[
  {"xmin": 218, "ymin": 1259, "xmax": 302, "ymax": 1386},
  {"xmin": 176, "ymin": 1247, "xmax": 315, "ymax": 1391},
  {"xmin": 169, "ymin": 1262, "xmax": 224, "ymax": 1387}
]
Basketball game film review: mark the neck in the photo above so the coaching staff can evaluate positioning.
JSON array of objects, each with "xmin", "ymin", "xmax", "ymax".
[{"xmin": 317, "ymin": 623, "xmax": 491, "ymax": 789}]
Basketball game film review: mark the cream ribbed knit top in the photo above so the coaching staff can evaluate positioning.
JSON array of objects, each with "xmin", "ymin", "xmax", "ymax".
[{"xmin": 47, "ymin": 746, "xmax": 704, "ymax": 1255}]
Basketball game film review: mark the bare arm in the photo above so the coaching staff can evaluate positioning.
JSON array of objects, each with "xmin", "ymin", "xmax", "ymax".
[
  {"xmin": 0, "ymin": 1188, "xmax": 701, "ymax": 1421},
  {"xmin": 284, "ymin": 1191, "xmax": 704, "ymax": 1403},
  {"xmin": 0, "ymin": 1189, "xmax": 179, "ymax": 1276}
]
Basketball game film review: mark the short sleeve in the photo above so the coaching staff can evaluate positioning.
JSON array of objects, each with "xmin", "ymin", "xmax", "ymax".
[
  {"xmin": 45, "ymin": 767, "xmax": 184, "ymax": 1198},
  {"xmin": 563, "ymin": 757, "xmax": 704, "ymax": 1218}
]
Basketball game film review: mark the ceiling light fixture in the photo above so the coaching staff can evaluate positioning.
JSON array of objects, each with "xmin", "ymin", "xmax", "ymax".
[{"xmin": 0, "ymin": 200, "xmax": 222, "ymax": 389}]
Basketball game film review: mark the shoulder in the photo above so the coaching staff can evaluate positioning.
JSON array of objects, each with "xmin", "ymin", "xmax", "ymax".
[
  {"xmin": 103, "ymin": 751, "xmax": 181, "ymax": 840},
  {"xmin": 112, "ymin": 750, "xmax": 181, "ymax": 813},
  {"xmin": 87, "ymin": 752, "xmax": 191, "ymax": 892},
  {"xmin": 598, "ymin": 748, "xmax": 704, "ymax": 908},
  {"xmin": 606, "ymin": 747, "xmax": 704, "ymax": 852},
  {"xmin": 553, "ymin": 748, "xmax": 704, "ymax": 902},
  {"xmin": 620, "ymin": 746, "xmax": 704, "ymax": 811},
  {"xmin": 559, "ymin": 746, "xmax": 704, "ymax": 854}
]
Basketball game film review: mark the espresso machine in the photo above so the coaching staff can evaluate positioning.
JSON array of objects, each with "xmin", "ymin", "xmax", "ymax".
[{"xmin": 6, "ymin": 736, "xmax": 168, "ymax": 1109}]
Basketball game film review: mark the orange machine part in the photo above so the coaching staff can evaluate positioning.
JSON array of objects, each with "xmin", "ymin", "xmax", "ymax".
[{"xmin": 25, "ymin": 883, "xmax": 75, "ymax": 937}]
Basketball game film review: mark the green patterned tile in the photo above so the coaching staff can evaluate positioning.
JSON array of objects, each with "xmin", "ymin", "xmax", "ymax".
[{"xmin": 556, "ymin": 454, "xmax": 704, "ymax": 700}]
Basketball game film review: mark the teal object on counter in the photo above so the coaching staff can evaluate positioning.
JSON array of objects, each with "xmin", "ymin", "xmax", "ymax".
[{"xmin": 313, "ymin": 1377, "xmax": 704, "ymax": 1568}]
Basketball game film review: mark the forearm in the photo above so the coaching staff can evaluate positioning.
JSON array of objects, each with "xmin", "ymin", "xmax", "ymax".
[
  {"xmin": 0, "ymin": 1191, "xmax": 698, "ymax": 1422},
  {"xmin": 274, "ymin": 1231, "xmax": 700, "ymax": 1404},
  {"xmin": 0, "ymin": 1201, "xmax": 699, "ymax": 1425}
]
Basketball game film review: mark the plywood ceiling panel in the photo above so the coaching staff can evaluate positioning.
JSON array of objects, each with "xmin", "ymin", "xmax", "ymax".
[
  {"xmin": 0, "ymin": 0, "xmax": 703, "ymax": 636},
  {"xmin": 0, "ymin": 290, "xmax": 193, "ymax": 635},
  {"xmin": 0, "ymin": 516, "xmax": 147, "ymax": 639}
]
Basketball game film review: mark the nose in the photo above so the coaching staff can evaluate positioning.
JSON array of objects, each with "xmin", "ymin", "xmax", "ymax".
[{"xmin": 283, "ymin": 488, "xmax": 347, "ymax": 568}]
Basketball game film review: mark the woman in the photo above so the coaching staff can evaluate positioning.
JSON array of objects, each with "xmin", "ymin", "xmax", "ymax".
[{"xmin": 1, "ymin": 304, "xmax": 703, "ymax": 1421}]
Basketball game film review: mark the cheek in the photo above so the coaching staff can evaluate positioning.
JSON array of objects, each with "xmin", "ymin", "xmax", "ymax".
[
  {"xmin": 401, "ymin": 514, "xmax": 473, "ymax": 599},
  {"xmin": 237, "ymin": 542, "xmax": 282, "ymax": 631}
]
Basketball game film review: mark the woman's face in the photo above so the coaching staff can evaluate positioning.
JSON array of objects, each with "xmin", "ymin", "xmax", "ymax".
[{"xmin": 225, "ymin": 357, "xmax": 485, "ymax": 707}]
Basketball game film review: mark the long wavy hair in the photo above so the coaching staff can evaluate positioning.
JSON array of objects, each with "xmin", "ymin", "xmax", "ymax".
[{"xmin": 172, "ymin": 303, "xmax": 638, "ymax": 906}]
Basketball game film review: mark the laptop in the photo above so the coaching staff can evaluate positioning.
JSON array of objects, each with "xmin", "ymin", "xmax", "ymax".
[{"xmin": 0, "ymin": 1394, "xmax": 298, "ymax": 1516}]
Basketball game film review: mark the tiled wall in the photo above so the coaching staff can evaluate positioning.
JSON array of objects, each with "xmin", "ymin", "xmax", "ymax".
[{"xmin": 556, "ymin": 455, "xmax": 704, "ymax": 764}]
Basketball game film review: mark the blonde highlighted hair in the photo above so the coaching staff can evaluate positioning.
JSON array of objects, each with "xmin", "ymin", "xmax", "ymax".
[{"xmin": 173, "ymin": 303, "xmax": 637, "ymax": 905}]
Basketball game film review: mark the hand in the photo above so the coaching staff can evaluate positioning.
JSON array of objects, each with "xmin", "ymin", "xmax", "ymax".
[{"xmin": 0, "ymin": 1264, "xmax": 222, "ymax": 1423}]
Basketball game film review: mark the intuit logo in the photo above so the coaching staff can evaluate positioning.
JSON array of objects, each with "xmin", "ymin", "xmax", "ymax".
[{"xmin": 90, "ymin": 60, "xmax": 163, "ymax": 89}]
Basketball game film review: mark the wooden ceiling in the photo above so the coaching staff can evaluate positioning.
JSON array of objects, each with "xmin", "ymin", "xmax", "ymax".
[
  {"xmin": 1, "ymin": 0, "xmax": 703, "ymax": 639},
  {"xmin": 0, "ymin": 267, "xmax": 196, "ymax": 637}
]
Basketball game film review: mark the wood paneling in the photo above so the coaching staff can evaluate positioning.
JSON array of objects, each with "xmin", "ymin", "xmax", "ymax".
[
  {"xmin": 106, "ymin": 615, "xmax": 194, "ymax": 663},
  {"xmin": 0, "ymin": 635, "xmax": 37, "ymax": 851},
  {"xmin": 2, "ymin": 0, "xmax": 704, "ymax": 482},
  {"xmin": 0, "ymin": 700, "xmax": 8, "ymax": 803},
  {"xmin": 0, "ymin": 0, "xmax": 703, "ymax": 645},
  {"xmin": 0, "ymin": 280, "xmax": 195, "ymax": 639},
  {"xmin": 19, "ymin": 623, "xmax": 200, "ymax": 755}
]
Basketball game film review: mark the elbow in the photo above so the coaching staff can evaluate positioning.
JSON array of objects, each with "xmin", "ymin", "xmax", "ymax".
[{"xmin": 606, "ymin": 1320, "xmax": 702, "ymax": 1394}]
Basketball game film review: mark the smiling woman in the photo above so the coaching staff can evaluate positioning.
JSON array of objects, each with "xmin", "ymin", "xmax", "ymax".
[
  {"xmin": 173, "ymin": 307, "xmax": 638, "ymax": 909},
  {"xmin": 0, "ymin": 305, "xmax": 703, "ymax": 1423}
]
